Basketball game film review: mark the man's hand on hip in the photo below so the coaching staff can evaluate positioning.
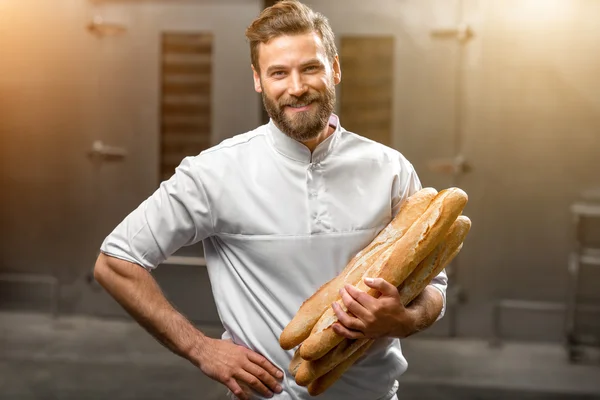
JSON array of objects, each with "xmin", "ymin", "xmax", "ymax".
[{"xmin": 194, "ymin": 338, "xmax": 284, "ymax": 399}]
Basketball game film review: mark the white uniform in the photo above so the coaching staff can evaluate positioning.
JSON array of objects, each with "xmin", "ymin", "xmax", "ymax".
[{"xmin": 100, "ymin": 115, "xmax": 447, "ymax": 400}]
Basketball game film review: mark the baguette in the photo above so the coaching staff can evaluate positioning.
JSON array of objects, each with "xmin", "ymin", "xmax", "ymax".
[
  {"xmin": 279, "ymin": 188, "xmax": 438, "ymax": 350},
  {"xmin": 304, "ymin": 215, "xmax": 471, "ymax": 394},
  {"xmin": 398, "ymin": 215, "xmax": 471, "ymax": 305},
  {"xmin": 299, "ymin": 188, "xmax": 468, "ymax": 361},
  {"xmin": 294, "ymin": 247, "xmax": 443, "ymax": 387},
  {"xmin": 294, "ymin": 215, "xmax": 471, "ymax": 388},
  {"xmin": 306, "ymin": 340, "xmax": 374, "ymax": 396},
  {"xmin": 289, "ymin": 346, "xmax": 304, "ymax": 377},
  {"xmin": 294, "ymin": 338, "xmax": 370, "ymax": 387}
]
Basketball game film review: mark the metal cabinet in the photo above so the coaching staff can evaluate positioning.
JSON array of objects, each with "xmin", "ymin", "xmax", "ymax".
[{"xmin": 566, "ymin": 195, "xmax": 600, "ymax": 361}]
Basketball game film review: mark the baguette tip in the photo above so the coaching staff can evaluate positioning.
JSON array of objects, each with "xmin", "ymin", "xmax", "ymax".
[
  {"xmin": 279, "ymin": 334, "xmax": 296, "ymax": 351},
  {"xmin": 445, "ymin": 187, "xmax": 468, "ymax": 202}
]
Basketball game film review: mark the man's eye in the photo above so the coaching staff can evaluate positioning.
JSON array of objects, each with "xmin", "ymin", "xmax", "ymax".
[
  {"xmin": 305, "ymin": 66, "xmax": 318, "ymax": 72},
  {"xmin": 272, "ymin": 71, "xmax": 286, "ymax": 77}
]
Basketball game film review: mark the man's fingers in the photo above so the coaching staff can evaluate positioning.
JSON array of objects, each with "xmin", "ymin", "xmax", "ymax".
[
  {"xmin": 226, "ymin": 377, "xmax": 250, "ymax": 400},
  {"xmin": 332, "ymin": 322, "xmax": 366, "ymax": 340},
  {"xmin": 339, "ymin": 287, "xmax": 372, "ymax": 320},
  {"xmin": 332, "ymin": 302, "xmax": 366, "ymax": 332},
  {"xmin": 235, "ymin": 369, "xmax": 274, "ymax": 398},
  {"xmin": 363, "ymin": 277, "xmax": 399, "ymax": 297},
  {"xmin": 247, "ymin": 352, "xmax": 284, "ymax": 381},
  {"xmin": 243, "ymin": 361, "xmax": 283, "ymax": 395}
]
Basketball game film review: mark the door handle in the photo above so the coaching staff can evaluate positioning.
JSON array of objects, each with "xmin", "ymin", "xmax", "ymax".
[
  {"xmin": 427, "ymin": 154, "xmax": 472, "ymax": 175},
  {"xmin": 430, "ymin": 23, "xmax": 474, "ymax": 43},
  {"xmin": 88, "ymin": 140, "xmax": 127, "ymax": 161}
]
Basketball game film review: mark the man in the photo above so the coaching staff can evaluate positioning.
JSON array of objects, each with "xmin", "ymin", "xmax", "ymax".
[{"xmin": 94, "ymin": 1, "xmax": 447, "ymax": 399}]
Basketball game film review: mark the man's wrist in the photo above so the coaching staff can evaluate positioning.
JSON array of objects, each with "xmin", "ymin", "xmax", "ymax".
[
  {"xmin": 395, "ymin": 286, "xmax": 444, "ymax": 338},
  {"xmin": 185, "ymin": 330, "xmax": 212, "ymax": 367},
  {"xmin": 387, "ymin": 304, "xmax": 421, "ymax": 339}
]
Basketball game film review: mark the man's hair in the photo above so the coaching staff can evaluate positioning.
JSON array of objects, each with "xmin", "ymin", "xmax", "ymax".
[{"xmin": 245, "ymin": 0, "xmax": 337, "ymax": 73}]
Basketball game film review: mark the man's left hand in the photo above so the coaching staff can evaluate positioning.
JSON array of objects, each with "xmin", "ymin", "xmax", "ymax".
[{"xmin": 331, "ymin": 277, "xmax": 417, "ymax": 340}]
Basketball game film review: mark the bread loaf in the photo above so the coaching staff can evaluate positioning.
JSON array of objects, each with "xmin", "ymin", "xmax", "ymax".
[
  {"xmin": 279, "ymin": 188, "xmax": 438, "ymax": 350},
  {"xmin": 303, "ymin": 215, "xmax": 471, "ymax": 394},
  {"xmin": 289, "ymin": 346, "xmax": 304, "ymax": 377},
  {"xmin": 299, "ymin": 188, "xmax": 468, "ymax": 361},
  {"xmin": 294, "ymin": 215, "xmax": 471, "ymax": 388},
  {"xmin": 398, "ymin": 215, "xmax": 471, "ymax": 305},
  {"xmin": 306, "ymin": 340, "xmax": 374, "ymax": 396},
  {"xmin": 294, "ymin": 338, "xmax": 370, "ymax": 387},
  {"xmin": 293, "ymin": 245, "xmax": 443, "ymax": 386},
  {"xmin": 293, "ymin": 245, "xmax": 443, "ymax": 387}
]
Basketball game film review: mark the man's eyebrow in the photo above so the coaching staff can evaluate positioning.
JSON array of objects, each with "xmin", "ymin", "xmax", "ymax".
[
  {"xmin": 299, "ymin": 58, "xmax": 323, "ymax": 67},
  {"xmin": 265, "ymin": 59, "xmax": 323, "ymax": 75},
  {"xmin": 266, "ymin": 65, "xmax": 288, "ymax": 75}
]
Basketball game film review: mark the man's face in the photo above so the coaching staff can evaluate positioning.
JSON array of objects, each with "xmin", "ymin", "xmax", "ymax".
[{"xmin": 252, "ymin": 32, "xmax": 341, "ymax": 142}]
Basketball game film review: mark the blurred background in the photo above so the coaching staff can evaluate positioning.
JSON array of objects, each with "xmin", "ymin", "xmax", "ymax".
[{"xmin": 1, "ymin": 0, "xmax": 599, "ymax": 399}]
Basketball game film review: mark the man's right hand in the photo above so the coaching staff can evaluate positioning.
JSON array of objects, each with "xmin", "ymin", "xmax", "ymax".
[
  {"xmin": 195, "ymin": 337, "xmax": 284, "ymax": 399},
  {"xmin": 94, "ymin": 255, "xmax": 282, "ymax": 398}
]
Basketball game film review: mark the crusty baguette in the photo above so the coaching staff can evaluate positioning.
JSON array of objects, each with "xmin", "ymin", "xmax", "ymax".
[
  {"xmin": 399, "ymin": 215, "xmax": 471, "ymax": 305},
  {"xmin": 289, "ymin": 346, "xmax": 304, "ymax": 377},
  {"xmin": 299, "ymin": 188, "xmax": 468, "ymax": 361},
  {"xmin": 293, "ymin": 248, "xmax": 443, "ymax": 387},
  {"xmin": 304, "ymin": 215, "xmax": 471, "ymax": 394},
  {"xmin": 279, "ymin": 188, "xmax": 438, "ymax": 350},
  {"xmin": 294, "ymin": 216, "xmax": 471, "ymax": 387},
  {"xmin": 294, "ymin": 338, "xmax": 370, "ymax": 387},
  {"xmin": 306, "ymin": 340, "xmax": 374, "ymax": 396}
]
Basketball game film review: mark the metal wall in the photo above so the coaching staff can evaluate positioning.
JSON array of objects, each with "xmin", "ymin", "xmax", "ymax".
[
  {"xmin": 310, "ymin": 0, "xmax": 600, "ymax": 341},
  {"xmin": 1, "ymin": 0, "xmax": 599, "ymax": 342},
  {"xmin": 0, "ymin": 0, "xmax": 261, "ymax": 323}
]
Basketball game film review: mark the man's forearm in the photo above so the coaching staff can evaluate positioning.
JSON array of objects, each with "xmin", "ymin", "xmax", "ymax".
[
  {"xmin": 396, "ymin": 285, "xmax": 444, "ymax": 338},
  {"xmin": 93, "ymin": 253, "xmax": 208, "ymax": 365}
]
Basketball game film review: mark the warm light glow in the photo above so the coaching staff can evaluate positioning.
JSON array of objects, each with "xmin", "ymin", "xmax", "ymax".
[{"xmin": 509, "ymin": 0, "xmax": 573, "ymax": 24}]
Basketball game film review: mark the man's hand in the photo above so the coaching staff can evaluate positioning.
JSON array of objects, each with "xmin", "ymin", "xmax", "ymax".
[
  {"xmin": 331, "ymin": 277, "xmax": 419, "ymax": 339},
  {"xmin": 195, "ymin": 337, "xmax": 284, "ymax": 400}
]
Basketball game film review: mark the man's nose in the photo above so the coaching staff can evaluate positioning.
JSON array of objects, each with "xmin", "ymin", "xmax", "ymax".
[{"xmin": 287, "ymin": 72, "xmax": 308, "ymax": 97}]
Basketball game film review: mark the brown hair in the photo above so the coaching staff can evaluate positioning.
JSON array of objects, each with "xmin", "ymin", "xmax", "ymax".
[{"xmin": 245, "ymin": 0, "xmax": 337, "ymax": 73}]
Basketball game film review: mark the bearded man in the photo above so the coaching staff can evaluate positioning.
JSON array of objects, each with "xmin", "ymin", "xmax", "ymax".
[{"xmin": 94, "ymin": 2, "xmax": 447, "ymax": 399}]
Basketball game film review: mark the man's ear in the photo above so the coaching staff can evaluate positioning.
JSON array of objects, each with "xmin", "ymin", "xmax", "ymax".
[
  {"xmin": 332, "ymin": 55, "xmax": 342, "ymax": 85},
  {"xmin": 252, "ymin": 65, "xmax": 262, "ymax": 93}
]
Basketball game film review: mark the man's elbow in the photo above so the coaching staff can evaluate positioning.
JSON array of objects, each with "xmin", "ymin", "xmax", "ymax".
[
  {"xmin": 428, "ymin": 285, "xmax": 446, "ymax": 321},
  {"xmin": 93, "ymin": 253, "xmax": 113, "ymax": 287},
  {"xmin": 93, "ymin": 253, "xmax": 141, "ymax": 287}
]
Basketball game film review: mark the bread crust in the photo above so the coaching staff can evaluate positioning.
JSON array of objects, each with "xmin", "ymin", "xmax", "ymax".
[
  {"xmin": 306, "ymin": 340, "xmax": 374, "ymax": 396},
  {"xmin": 294, "ymin": 338, "xmax": 369, "ymax": 387},
  {"xmin": 279, "ymin": 188, "xmax": 438, "ymax": 350},
  {"xmin": 399, "ymin": 215, "xmax": 471, "ymax": 304},
  {"xmin": 293, "ymin": 215, "xmax": 471, "ymax": 388},
  {"xmin": 299, "ymin": 188, "xmax": 468, "ymax": 361},
  {"xmin": 301, "ymin": 214, "xmax": 471, "ymax": 394},
  {"xmin": 289, "ymin": 346, "xmax": 304, "ymax": 377}
]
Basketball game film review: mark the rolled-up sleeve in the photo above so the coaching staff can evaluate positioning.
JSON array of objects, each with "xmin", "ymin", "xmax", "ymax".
[
  {"xmin": 100, "ymin": 156, "xmax": 214, "ymax": 270},
  {"xmin": 391, "ymin": 158, "xmax": 448, "ymax": 320}
]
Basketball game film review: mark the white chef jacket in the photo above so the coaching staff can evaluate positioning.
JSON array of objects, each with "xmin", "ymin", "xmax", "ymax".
[{"xmin": 100, "ymin": 114, "xmax": 447, "ymax": 400}]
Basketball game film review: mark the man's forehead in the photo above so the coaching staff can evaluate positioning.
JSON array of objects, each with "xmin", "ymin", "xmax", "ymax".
[{"xmin": 257, "ymin": 32, "xmax": 328, "ymax": 67}]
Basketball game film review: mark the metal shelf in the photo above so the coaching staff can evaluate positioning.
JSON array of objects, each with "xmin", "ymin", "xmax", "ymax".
[
  {"xmin": 566, "ymin": 199, "xmax": 600, "ymax": 362},
  {"xmin": 491, "ymin": 196, "xmax": 600, "ymax": 361}
]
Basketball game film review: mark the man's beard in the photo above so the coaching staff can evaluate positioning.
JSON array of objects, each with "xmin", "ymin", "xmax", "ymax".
[{"xmin": 262, "ymin": 82, "xmax": 336, "ymax": 142}]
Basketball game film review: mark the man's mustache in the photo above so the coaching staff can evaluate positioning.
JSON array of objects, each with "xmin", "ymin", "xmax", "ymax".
[{"xmin": 280, "ymin": 93, "xmax": 321, "ymax": 108}]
